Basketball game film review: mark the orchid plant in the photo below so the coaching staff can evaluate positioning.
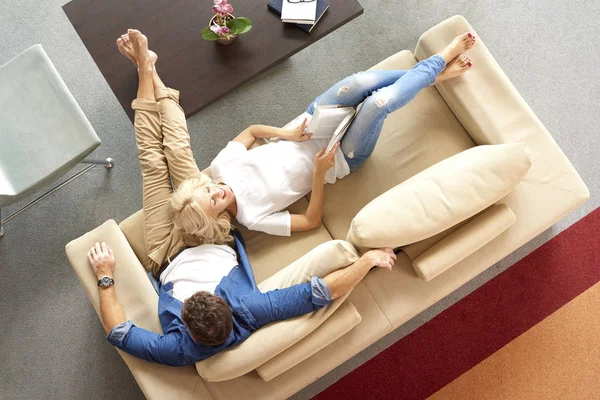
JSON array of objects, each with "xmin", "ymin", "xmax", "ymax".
[{"xmin": 202, "ymin": 0, "xmax": 252, "ymax": 42}]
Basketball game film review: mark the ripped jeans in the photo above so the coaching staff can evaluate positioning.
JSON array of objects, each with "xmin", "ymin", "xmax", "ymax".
[{"xmin": 306, "ymin": 55, "xmax": 446, "ymax": 171}]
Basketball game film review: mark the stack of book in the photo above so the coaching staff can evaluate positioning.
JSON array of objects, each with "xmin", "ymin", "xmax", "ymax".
[{"xmin": 267, "ymin": 0, "xmax": 329, "ymax": 33}]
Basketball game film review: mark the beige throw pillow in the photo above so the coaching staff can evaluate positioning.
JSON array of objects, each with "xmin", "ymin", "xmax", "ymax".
[{"xmin": 346, "ymin": 142, "xmax": 531, "ymax": 250}]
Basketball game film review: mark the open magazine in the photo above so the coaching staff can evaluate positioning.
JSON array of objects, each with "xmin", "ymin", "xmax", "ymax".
[{"xmin": 306, "ymin": 104, "xmax": 359, "ymax": 152}]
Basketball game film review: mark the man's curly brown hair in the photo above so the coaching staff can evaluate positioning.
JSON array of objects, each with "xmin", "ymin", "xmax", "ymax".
[{"xmin": 181, "ymin": 291, "xmax": 233, "ymax": 346}]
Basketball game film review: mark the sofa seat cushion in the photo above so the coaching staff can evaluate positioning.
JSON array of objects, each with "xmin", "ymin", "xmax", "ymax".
[
  {"xmin": 233, "ymin": 197, "xmax": 335, "ymax": 283},
  {"xmin": 320, "ymin": 50, "xmax": 476, "ymax": 241},
  {"xmin": 346, "ymin": 142, "xmax": 532, "ymax": 250}
]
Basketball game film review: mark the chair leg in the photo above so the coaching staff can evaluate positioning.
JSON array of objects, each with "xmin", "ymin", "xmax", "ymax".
[
  {"xmin": 0, "ymin": 157, "xmax": 115, "ymax": 238},
  {"xmin": 81, "ymin": 157, "xmax": 115, "ymax": 169}
]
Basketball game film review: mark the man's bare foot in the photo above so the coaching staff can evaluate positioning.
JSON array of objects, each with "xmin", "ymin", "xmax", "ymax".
[
  {"xmin": 117, "ymin": 33, "xmax": 157, "ymax": 67},
  {"xmin": 435, "ymin": 54, "xmax": 472, "ymax": 84},
  {"xmin": 117, "ymin": 34, "xmax": 136, "ymax": 64},
  {"xmin": 438, "ymin": 33, "xmax": 476, "ymax": 64},
  {"xmin": 127, "ymin": 29, "xmax": 154, "ymax": 71}
]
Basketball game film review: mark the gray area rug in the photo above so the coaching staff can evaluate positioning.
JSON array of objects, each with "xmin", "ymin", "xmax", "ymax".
[{"xmin": 0, "ymin": 0, "xmax": 598, "ymax": 399}]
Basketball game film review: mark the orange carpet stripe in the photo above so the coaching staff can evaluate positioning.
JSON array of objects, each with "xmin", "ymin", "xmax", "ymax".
[{"xmin": 429, "ymin": 282, "xmax": 600, "ymax": 400}]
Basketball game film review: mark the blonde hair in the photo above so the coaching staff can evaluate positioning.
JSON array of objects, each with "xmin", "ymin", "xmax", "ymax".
[{"xmin": 171, "ymin": 176, "xmax": 233, "ymax": 246}]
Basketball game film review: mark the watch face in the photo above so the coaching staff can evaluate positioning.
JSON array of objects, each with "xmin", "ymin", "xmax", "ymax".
[{"xmin": 100, "ymin": 277, "xmax": 113, "ymax": 286}]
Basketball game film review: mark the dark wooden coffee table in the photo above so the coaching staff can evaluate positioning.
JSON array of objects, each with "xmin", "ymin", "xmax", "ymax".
[{"xmin": 63, "ymin": 0, "xmax": 363, "ymax": 122}]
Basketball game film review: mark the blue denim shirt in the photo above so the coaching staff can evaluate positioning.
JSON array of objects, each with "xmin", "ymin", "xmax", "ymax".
[{"xmin": 106, "ymin": 230, "xmax": 332, "ymax": 366}]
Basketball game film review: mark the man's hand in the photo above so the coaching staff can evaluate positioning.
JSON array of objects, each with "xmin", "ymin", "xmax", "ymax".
[
  {"xmin": 88, "ymin": 242, "xmax": 126, "ymax": 333},
  {"xmin": 87, "ymin": 242, "xmax": 116, "ymax": 279},
  {"xmin": 283, "ymin": 117, "xmax": 312, "ymax": 142},
  {"xmin": 313, "ymin": 144, "xmax": 339, "ymax": 176},
  {"xmin": 362, "ymin": 247, "xmax": 396, "ymax": 271},
  {"xmin": 323, "ymin": 246, "xmax": 397, "ymax": 300}
]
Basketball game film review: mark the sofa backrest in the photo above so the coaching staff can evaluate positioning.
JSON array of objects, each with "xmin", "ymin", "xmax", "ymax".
[{"xmin": 319, "ymin": 50, "xmax": 476, "ymax": 241}]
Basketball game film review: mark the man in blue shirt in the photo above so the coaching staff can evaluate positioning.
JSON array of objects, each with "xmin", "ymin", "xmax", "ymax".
[
  {"xmin": 88, "ymin": 238, "xmax": 395, "ymax": 366},
  {"xmin": 85, "ymin": 30, "xmax": 396, "ymax": 367}
]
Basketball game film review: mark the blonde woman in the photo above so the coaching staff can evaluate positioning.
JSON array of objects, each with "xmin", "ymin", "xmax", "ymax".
[{"xmin": 172, "ymin": 33, "xmax": 476, "ymax": 242}]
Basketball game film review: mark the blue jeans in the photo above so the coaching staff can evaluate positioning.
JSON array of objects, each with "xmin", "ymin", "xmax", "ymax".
[{"xmin": 306, "ymin": 55, "xmax": 446, "ymax": 171}]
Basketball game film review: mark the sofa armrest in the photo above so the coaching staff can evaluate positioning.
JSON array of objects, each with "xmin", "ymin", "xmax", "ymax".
[
  {"xmin": 65, "ymin": 220, "xmax": 203, "ymax": 400},
  {"xmin": 195, "ymin": 240, "xmax": 359, "ymax": 382},
  {"xmin": 414, "ymin": 15, "xmax": 588, "ymax": 199},
  {"xmin": 412, "ymin": 204, "xmax": 516, "ymax": 281}
]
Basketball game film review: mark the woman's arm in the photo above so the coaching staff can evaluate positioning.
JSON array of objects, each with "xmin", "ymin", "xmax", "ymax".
[
  {"xmin": 291, "ymin": 144, "xmax": 339, "ymax": 232},
  {"xmin": 233, "ymin": 119, "xmax": 312, "ymax": 149},
  {"xmin": 291, "ymin": 172, "xmax": 325, "ymax": 231}
]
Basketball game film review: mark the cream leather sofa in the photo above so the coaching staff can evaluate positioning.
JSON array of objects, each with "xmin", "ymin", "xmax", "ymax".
[{"xmin": 65, "ymin": 16, "xmax": 589, "ymax": 400}]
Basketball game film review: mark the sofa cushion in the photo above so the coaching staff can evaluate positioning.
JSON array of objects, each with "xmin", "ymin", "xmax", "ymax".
[
  {"xmin": 256, "ymin": 300, "xmax": 361, "ymax": 382},
  {"xmin": 195, "ymin": 240, "xmax": 359, "ymax": 382},
  {"xmin": 346, "ymin": 142, "xmax": 532, "ymax": 250},
  {"xmin": 320, "ymin": 50, "xmax": 476, "ymax": 241},
  {"xmin": 412, "ymin": 203, "xmax": 516, "ymax": 281},
  {"xmin": 119, "ymin": 209, "xmax": 148, "ymax": 266},
  {"xmin": 234, "ymin": 197, "xmax": 335, "ymax": 284}
]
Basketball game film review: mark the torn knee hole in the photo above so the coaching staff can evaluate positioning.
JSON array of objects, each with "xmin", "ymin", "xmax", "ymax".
[
  {"xmin": 347, "ymin": 151, "xmax": 355, "ymax": 159},
  {"xmin": 375, "ymin": 97, "xmax": 390, "ymax": 108},
  {"xmin": 337, "ymin": 86, "xmax": 350, "ymax": 96}
]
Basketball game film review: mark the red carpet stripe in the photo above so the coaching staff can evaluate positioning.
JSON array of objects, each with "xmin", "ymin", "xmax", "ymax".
[{"xmin": 314, "ymin": 207, "xmax": 600, "ymax": 400}]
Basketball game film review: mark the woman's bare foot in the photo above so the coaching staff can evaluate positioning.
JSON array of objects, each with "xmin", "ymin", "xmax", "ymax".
[
  {"xmin": 438, "ymin": 33, "xmax": 476, "ymax": 64},
  {"xmin": 117, "ymin": 33, "xmax": 157, "ymax": 67},
  {"xmin": 435, "ymin": 54, "xmax": 472, "ymax": 84}
]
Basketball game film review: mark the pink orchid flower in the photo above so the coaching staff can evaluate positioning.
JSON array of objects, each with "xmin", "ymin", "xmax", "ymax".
[
  {"xmin": 210, "ymin": 24, "xmax": 231, "ymax": 37},
  {"xmin": 213, "ymin": 0, "xmax": 233, "ymax": 15}
]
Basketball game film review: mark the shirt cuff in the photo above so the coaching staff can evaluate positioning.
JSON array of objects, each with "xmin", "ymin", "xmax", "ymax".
[
  {"xmin": 310, "ymin": 276, "xmax": 333, "ymax": 308},
  {"xmin": 106, "ymin": 320, "xmax": 133, "ymax": 348}
]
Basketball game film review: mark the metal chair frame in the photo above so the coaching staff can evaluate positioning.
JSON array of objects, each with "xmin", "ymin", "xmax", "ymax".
[{"xmin": 0, "ymin": 157, "xmax": 114, "ymax": 238}]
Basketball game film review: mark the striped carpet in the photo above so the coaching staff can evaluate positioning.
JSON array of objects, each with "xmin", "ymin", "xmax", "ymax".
[{"xmin": 314, "ymin": 206, "xmax": 600, "ymax": 400}]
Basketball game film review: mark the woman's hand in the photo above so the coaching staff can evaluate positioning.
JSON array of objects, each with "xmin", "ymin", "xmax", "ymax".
[
  {"xmin": 313, "ymin": 144, "xmax": 339, "ymax": 176},
  {"xmin": 87, "ymin": 242, "xmax": 116, "ymax": 279},
  {"xmin": 283, "ymin": 118, "xmax": 313, "ymax": 142}
]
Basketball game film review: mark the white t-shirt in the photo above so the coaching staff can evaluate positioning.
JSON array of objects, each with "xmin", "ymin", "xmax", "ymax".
[
  {"xmin": 210, "ymin": 113, "xmax": 350, "ymax": 236},
  {"xmin": 159, "ymin": 244, "xmax": 238, "ymax": 302}
]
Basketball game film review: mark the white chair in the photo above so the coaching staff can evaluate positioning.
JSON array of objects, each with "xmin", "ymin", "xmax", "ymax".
[{"xmin": 0, "ymin": 44, "xmax": 113, "ymax": 237}]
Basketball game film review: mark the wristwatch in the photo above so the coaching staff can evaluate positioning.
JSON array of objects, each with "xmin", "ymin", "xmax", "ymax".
[{"xmin": 97, "ymin": 276, "xmax": 115, "ymax": 288}]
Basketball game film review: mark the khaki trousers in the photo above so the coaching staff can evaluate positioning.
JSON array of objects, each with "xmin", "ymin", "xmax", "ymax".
[{"xmin": 132, "ymin": 88, "xmax": 210, "ymax": 276}]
